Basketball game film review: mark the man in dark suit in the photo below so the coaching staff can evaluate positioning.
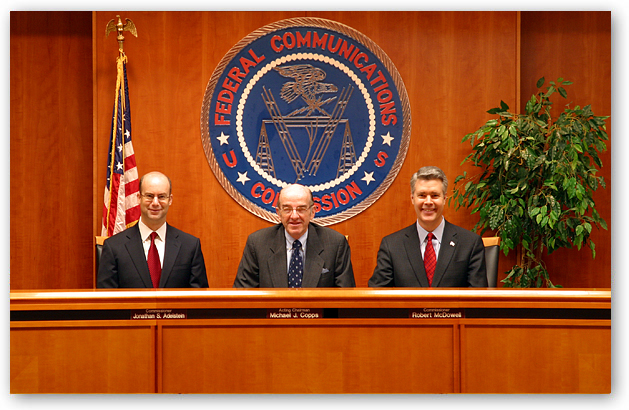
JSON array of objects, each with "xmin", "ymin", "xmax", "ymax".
[
  {"xmin": 369, "ymin": 166, "xmax": 487, "ymax": 287},
  {"xmin": 234, "ymin": 184, "xmax": 355, "ymax": 288},
  {"xmin": 97, "ymin": 171, "xmax": 208, "ymax": 288}
]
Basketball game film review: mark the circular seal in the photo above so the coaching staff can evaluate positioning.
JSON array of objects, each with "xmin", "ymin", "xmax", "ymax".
[{"xmin": 201, "ymin": 17, "xmax": 411, "ymax": 225}]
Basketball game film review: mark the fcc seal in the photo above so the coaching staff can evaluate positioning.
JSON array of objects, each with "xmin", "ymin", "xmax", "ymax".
[{"xmin": 201, "ymin": 18, "xmax": 410, "ymax": 225}]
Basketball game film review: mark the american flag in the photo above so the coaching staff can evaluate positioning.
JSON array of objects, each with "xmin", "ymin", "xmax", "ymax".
[{"xmin": 101, "ymin": 54, "xmax": 140, "ymax": 236}]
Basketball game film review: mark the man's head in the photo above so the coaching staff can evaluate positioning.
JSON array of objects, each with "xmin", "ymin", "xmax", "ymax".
[
  {"xmin": 138, "ymin": 171, "xmax": 173, "ymax": 231},
  {"xmin": 410, "ymin": 166, "xmax": 447, "ymax": 232},
  {"xmin": 276, "ymin": 184, "xmax": 315, "ymax": 240}
]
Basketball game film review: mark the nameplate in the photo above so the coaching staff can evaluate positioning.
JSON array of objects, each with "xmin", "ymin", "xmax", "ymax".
[
  {"xmin": 409, "ymin": 308, "xmax": 465, "ymax": 319},
  {"xmin": 131, "ymin": 309, "xmax": 188, "ymax": 320},
  {"xmin": 267, "ymin": 308, "xmax": 324, "ymax": 319}
]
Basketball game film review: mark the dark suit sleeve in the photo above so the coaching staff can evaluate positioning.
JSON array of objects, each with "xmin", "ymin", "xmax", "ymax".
[
  {"xmin": 368, "ymin": 236, "xmax": 395, "ymax": 287},
  {"xmin": 97, "ymin": 239, "xmax": 119, "ymax": 288},
  {"xmin": 233, "ymin": 235, "xmax": 260, "ymax": 288},
  {"xmin": 334, "ymin": 236, "xmax": 355, "ymax": 287},
  {"xmin": 467, "ymin": 235, "xmax": 488, "ymax": 287},
  {"xmin": 189, "ymin": 238, "xmax": 209, "ymax": 288}
]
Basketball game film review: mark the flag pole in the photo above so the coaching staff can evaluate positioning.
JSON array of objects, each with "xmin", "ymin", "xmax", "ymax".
[{"xmin": 101, "ymin": 16, "xmax": 140, "ymax": 237}]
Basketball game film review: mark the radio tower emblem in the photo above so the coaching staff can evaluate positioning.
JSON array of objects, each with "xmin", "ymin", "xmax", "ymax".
[{"xmin": 257, "ymin": 64, "xmax": 355, "ymax": 182}]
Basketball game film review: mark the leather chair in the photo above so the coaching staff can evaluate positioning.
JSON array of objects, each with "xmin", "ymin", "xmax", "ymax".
[
  {"xmin": 95, "ymin": 236, "xmax": 107, "ymax": 269},
  {"xmin": 482, "ymin": 237, "xmax": 501, "ymax": 287}
]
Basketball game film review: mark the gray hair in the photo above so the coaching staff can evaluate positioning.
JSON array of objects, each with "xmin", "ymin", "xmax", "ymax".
[{"xmin": 410, "ymin": 166, "xmax": 448, "ymax": 195}]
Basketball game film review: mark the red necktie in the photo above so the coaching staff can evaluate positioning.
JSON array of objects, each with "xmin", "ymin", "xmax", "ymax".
[
  {"xmin": 148, "ymin": 232, "xmax": 161, "ymax": 288},
  {"xmin": 424, "ymin": 232, "xmax": 436, "ymax": 287}
]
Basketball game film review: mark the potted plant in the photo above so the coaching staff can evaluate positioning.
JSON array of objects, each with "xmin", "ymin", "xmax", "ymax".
[{"xmin": 450, "ymin": 77, "xmax": 608, "ymax": 287}]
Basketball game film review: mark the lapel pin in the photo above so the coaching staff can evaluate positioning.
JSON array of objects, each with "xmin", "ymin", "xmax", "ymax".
[{"xmin": 450, "ymin": 241, "xmax": 455, "ymax": 246}]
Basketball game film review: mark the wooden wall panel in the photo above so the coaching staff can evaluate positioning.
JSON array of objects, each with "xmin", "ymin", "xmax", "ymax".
[
  {"xmin": 10, "ymin": 11, "xmax": 93, "ymax": 289},
  {"xmin": 10, "ymin": 11, "xmax": 611, "ymax": 289},
  {"xmin": 94, "ymin": 11, "xmax": 519, "ymax": 288},
  {"xmin": 520, "ymin": 12, "xmax": 611, "ymax": 287},
  {"xmin": 303, "ymin": 11, "xmax": 521, "ymax": 287},
  {"xmin": 94, "ymin": 11, "xmax": 306, "ymax": 289}
]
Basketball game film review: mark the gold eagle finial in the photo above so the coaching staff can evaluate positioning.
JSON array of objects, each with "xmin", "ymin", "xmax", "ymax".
[{"xmin": 105, "ymin": 15, "xmax": 137, "ymax": 54}]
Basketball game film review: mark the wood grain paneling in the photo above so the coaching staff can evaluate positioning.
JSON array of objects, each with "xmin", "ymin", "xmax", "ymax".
[
  {"xmin": 10, "ymin": 289, "xmax": 611, "ymax": 393},
  {"xmin": 10, "ymin": 11, "xmax": 93, "ymax": 289},
  {"xmin": 94, "ymin": 11, "xmax": 520, "ymax": 288},
  {"xmin": 520, "ymin": 12, "xmax": 611, "ymax": 287},
  {"xmin": 462, "ymin": 323, "xmax": 611, "ymax": 393},
  {"xmin": 10, "ymin": 324, "xmax": 155, "ymax": 393},
  {"xmin": 9, "ymin": 11, "xmax": 611, "ymax": 289},
  {"xmin": 9, "ymin": 287, "xmax": 612, "ymax": 311},
  {"xmin": 161, "ymin": 323, "xmax": 456, "ymax": 393}
]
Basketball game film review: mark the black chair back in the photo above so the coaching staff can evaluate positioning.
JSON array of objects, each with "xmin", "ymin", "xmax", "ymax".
[
  {"xmin": 482, "ymin": 237, "xmax": 500, "ymax": 287},
  {"xmin": 95, "ymin": 236, "xmax": 107, "ymax": 272}
]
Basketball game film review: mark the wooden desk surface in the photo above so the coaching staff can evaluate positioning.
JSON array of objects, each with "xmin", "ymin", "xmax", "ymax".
[
  {"xmin": 10, "ymin": 288, "xmax": 611, "ymax": 394},
  {"xmin": 10, "ymin": 287, "xmax": 612, "ymax": 310}
]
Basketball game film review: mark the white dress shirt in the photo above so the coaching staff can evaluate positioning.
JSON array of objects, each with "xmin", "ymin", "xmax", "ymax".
[
  {"xmin": 138, "ymin": 220, "xmax": 167, "ymax": 267},
  {"xmin": 284, "ymin": 229, "xmax": 308, "ymax": 274},
  {"xmin": 416, "ymin": 217, "xmax": 446, "ymax": 261}
]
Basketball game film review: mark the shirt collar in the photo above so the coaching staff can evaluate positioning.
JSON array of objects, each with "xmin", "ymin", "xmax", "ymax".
[
  {"xmin": 284, "ymin": 228, "xmax": 308, "ymax": 251},
  {"xmin": 416, "ymin": 217, "xmax": 445, "ymax": 243},
  {"xmin": 138, "ymin": 219, "xmax": 167, "ymax": 242}
]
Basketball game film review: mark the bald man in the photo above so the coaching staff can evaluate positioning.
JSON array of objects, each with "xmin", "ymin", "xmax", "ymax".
[
  {"xmin": 97, "ymin": 171, "xmax": 208, "ymax": 288},
  {"xmin": 234, "ymin": 184, "xmax": 355, "ymax": 288}
]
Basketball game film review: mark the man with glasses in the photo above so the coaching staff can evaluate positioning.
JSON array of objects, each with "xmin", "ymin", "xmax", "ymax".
[
  {"xmin": 233, "ymin": 184, "xmax": 355, "ymax": 288},
  {"xmin": 97, "ymin": 171, "xmax": 208, "ymax": 288}
]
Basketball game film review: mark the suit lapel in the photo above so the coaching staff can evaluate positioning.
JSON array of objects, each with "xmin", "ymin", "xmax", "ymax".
[
  {"xmin": 432, "ymin": 221, "xmax": 457, "ymax": 287},
  {"xmin": 268, "ymin": 226, "xmax": 288, "ymax": 288},
  {"xmin": 124, "ymin": 225, "xmax": 153, "ymax": 288},
  {"xmin": 302, "ymin": 224, "xmax": 324, "ymax": 288},
  {"xmin": 403, "ymin": 225, "xmax": 430, "ymax": 287},
  {"xmin": 160, "ymin": 224, "xmax": 180, "ymax": 287}
]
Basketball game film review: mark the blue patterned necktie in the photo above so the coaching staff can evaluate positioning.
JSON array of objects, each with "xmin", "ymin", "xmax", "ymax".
[{"xmin": 288, "ymin": 240, "xmax": 303, "ymax": 288}]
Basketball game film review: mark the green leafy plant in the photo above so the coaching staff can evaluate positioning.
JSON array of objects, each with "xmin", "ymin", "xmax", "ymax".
[{"xmin": 450, "ymin": 77, "xmax": 608, "ymax": 287}]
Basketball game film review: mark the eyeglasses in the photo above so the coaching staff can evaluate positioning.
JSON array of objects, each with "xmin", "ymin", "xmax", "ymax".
[
  {"xmin": 278, "ymin": 205, "xmax": 313, "ymax": 216},
  {"xmin": 141, "ymin": 193, "xmax": 170, "ymax": 203}
]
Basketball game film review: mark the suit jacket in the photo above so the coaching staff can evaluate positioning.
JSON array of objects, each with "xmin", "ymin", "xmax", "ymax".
[
  {"xmin": 368, "ymin": 220, "xmax": 488, "ymax": 287},
  {"xmin": 233, "ymin": 223, "xmax": 355, "ymax": 288},
  {"xmin": 97, "ymin": 224, "xmax": 208, "ymax": 288}
]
